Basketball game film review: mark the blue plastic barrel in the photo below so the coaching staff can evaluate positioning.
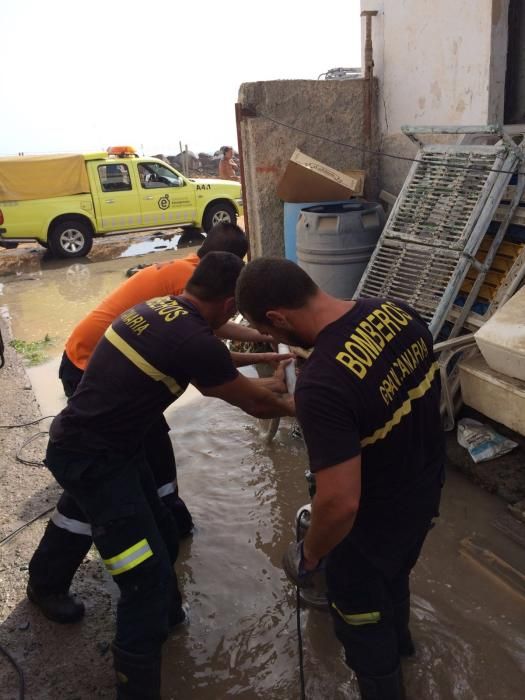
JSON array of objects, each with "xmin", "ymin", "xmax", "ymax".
[{"xmin": 284, "ymin": 200, "xmax": 350, "ymax": 262}]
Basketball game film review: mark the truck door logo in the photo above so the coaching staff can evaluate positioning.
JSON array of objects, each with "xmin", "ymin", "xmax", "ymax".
[{"xmin": 158, "ymin": 194, "xmax": 170, "ymax": 210}]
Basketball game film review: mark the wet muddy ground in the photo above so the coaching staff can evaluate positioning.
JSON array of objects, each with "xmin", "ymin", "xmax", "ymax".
[{"xmin": 1, "ymin": 244, "xmax": 525, "ymax": 699}]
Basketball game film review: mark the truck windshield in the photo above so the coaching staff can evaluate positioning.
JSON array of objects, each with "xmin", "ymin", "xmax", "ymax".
[{"xmin": 138, "ymin": 163, "xmax": 183, "ymax": 189}]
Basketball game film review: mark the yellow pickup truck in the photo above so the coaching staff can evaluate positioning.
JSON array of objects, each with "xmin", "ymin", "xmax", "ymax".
[{"xmin": 0, "ymin": 147, "xmax": 243, "ymax": 258}]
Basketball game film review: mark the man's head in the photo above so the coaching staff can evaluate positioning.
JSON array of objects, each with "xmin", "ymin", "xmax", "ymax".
[
  {"xmin": 185, "ymin": 251, "xmax": 244, "ymax": 328},
  {"xmin": 236, "ymin": 257, "xmax": 319, "ymax": 346},
  {"xmin": 222, "ymin": 146, "xmax": 233, "ymax": 160},
  {"xmin": 197, "ymin": 222, "xmax": 248, "ymax": 260}
]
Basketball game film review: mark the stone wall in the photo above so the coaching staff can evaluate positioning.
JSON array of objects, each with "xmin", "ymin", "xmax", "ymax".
[{"xmin": 238, "ymin": 79, "xmax": 379, "ymax": 258}]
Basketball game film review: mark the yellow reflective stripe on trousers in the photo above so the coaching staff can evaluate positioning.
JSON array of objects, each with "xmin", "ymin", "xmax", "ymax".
[
  {"xmin": 104, "ymin": 326, "xmax": 182, "ymax": 396},
  {"xmin": 332, "ymin": 603, "xmax": 381, "ymax": 625},
  {"xmin": 360, "ymin": 362, "xmax": 439, "ymax": 448},
  {"xmin": 103, "ymin": 538, "xmax": 153, "ymax": 576}
]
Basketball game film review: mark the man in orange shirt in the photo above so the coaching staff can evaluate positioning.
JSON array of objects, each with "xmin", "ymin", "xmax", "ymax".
[{"xmin": 28, "ymin": 224, "xmax": 282, "ymax": 624}]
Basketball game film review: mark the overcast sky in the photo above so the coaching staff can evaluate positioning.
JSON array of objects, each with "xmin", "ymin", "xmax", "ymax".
[{"xmin": 1, "ymin": 0, "xmax": 362, "ymax": 157}]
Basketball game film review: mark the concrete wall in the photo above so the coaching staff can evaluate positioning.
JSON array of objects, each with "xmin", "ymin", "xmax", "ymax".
[
  {"xmin": 361, "ymin": 0, "xmax": 510, "ymax": 193},
  {"xmin": 238, "ymin": 79, "xmax": 379, "ymax": 258}
]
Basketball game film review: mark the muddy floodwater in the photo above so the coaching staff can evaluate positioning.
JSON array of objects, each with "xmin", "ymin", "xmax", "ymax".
[
  {"xmin": 0, "ymin": 237, "xmax": 200, "ymax": 358},
  {"xmin": 1, "ymin": 251, "xmax": 525, "ymax": 699}
]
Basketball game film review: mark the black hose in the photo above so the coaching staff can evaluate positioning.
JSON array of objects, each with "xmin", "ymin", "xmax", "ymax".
[
  {"xmin": 296, "ymin": 586, "xmax": 306, "ymax": 700},
  {"xmin": 0, "ymin": 642, "xmax": 25, "ymax": 699},
  {"xmin": 295, "ymin": 509, "xmax": 309, "ymax": 700}
]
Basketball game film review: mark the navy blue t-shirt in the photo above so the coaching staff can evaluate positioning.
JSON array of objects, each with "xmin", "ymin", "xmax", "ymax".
[
  {"xmin": 50, "ymin": 295, "xmax": 238, "ymax": 452},
  {"xmin": 295, "ymin": 298, "xmax": 444, "ymax": 544}
]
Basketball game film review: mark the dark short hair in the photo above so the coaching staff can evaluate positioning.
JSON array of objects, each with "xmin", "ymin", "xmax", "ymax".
[
  {"xmin": 236, "ymin": 258, "xmax": 318, "ymax": 323},
  {"xmin": 197, "ymin": 222, "xmax": 248, "ymax": 260},
  {"xmin": 186, "ymin": 251, "xmax": 244, "ymax": 301}
]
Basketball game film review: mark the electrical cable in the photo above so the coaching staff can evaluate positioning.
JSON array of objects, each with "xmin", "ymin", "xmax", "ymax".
[
  {"xmin": 0, "ymin": 423, "xmax": 55, "ymax": 700},
  {"xmin": 0, "ymin": 506, "xmax": 54, "ymax": 547},
  {"xmin": 256, "ymin": 112, "xmax": 525, "ymax": 177},
  {"xmin": 0, "ymin": 643, "xmax": 25, "ymax": 700},
  {"xmin": 296, "ymin": 586, "xmax": 306, "ymax": 700},
  {"xmin": 0, "ymin": 504, "xmax": 54, "ymax": 700},
  {"xmin": 0, "ymin": 416, "xmax": 55, "ymax": 429},
  {"xmin": 0, "ymin": 502, "xmax": 53, "ymax": 700},
  {"xmin": 0, "ymin": 416, "xmax": 55, "ymax": 466},
  {"xmin": 15, "ymin": 431, "xmax": 48, "ymax": 467}
]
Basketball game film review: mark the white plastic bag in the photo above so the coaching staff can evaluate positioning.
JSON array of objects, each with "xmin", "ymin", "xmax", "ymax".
[{"xmin": 457, "ymin": 418, "xmax": 518, "ymax": 463}]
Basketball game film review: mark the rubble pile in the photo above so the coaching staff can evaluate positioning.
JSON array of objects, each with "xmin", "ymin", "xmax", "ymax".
[{"xmin": 152, "ymin": 148, "xmax": 239, "ymax": 178}]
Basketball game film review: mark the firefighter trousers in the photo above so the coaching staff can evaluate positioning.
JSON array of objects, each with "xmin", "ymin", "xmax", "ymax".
[
  {"xmin": 58, "ymin": 351, "xmax": 189, "ymax": 507},
  {"xmin": 34, "ymin": 440, "xmax": 182, "ymax": 654},
  {"xmin": 29, "ymin": 415, "xmax": 193, "ymax": 593}
]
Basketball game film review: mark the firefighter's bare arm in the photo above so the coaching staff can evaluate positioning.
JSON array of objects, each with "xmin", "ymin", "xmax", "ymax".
[
  {"xmin": 196, "ymin": 371, "xmax": 295, "ymax": 419},
  {"xmin": 302, "ymin": 455, "xmax": 361, "ymax": 569},
  {"xmin": 229, "ymin": 351, "xmax": 294, "ymax": 367},
  {"xmin": 215, "ymin": 320, "xmax": 273, "ymax": 344}
]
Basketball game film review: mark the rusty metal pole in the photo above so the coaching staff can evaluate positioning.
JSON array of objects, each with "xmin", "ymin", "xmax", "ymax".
[
  {"xmin": 361, "ymin": 10, "xmax": 378, "ymax": 191},
  {"xmin": 361, "ymin": 10, "xmax": 378, "ymax": 80},
  {"xmin": 235, "ymin": 102, "xmax": 252, "ymax": 259}
]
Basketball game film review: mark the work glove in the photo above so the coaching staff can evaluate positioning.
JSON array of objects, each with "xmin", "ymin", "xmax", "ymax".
[{"xmin": 282, "ymin": 540, "xmax": 324, "ymax": 588}]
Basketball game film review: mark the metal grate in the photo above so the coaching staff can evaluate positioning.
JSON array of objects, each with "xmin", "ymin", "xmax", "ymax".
[
  {"xmin": 386, "ymin": 147, "xmax": 508, "ymax": 249},
  {"xmin": 358, "ymin": 240, "xmax": 460, "ymax": 324},
  {"xmin": 356, "ymin": 126, "xmax": 524, "ymax": 339}
]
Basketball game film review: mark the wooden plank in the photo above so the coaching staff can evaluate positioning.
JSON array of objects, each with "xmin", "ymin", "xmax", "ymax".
[
  {"xmin": 492, "ymin": 511, "xmax": 525, "ymax": 546},
  {"xmin": 494, "ymin": 203, "xmax": 525, "ymax": 226},
  {"xmin": 478, "ymin": 237, "xmax": 524, "ymax": 257},
  {"xmin": 460, "ymin": 536, "xmax": 525, "ymax": 601},
  {"xmin": 447, "ymin": 306, "xmax": 485, "ymax": 329},
  {"xmin": 434, "ymin": 334, "xmax": 476, "ymax": 353}
]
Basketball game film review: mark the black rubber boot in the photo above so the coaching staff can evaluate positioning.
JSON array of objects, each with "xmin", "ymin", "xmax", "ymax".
[
  {"xmin": 162, "ymin": 493, "xmax": 194, "ymax": 538},
  {"xmin": 26, "ymin": 582, "xmax": 85, "ymax": 623},
  {"xmin": 356, "ymin": 666, "xmax": 406, "ymax": 700},
  {"xmin": 28, "ymin": 519, "xmax": 92, "ymax": 594},
  {"xmin": 393, "ymin": 597, "xmax": 415, "ymax": 657},
  {"xmin": 112, "ymin": 644, "xmax": 161, "ymax": 700}
]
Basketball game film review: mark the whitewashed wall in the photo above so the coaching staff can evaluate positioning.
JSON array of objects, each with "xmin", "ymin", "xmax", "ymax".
[{"xmin": 361, "ymin": 0, "xmax": 510, "ymax": 192}]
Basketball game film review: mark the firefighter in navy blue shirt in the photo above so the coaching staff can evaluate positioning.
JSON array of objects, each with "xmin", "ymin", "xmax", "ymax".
[
  {"xmin": 236, "ymin": 258, "xmax": 445, "ymax": 700},
  {"xmin": 29, "ymin": 253, "xmax": 294, "ymax": 700}
]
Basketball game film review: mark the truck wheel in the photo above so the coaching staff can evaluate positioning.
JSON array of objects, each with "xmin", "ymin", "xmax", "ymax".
[
  {"xmin": 202, "ymin": 202, "xmax": 236, "ymax": 233},
  {"xmin": 48, "ymin": 220, "xmax": 93, "ymax": 258}
]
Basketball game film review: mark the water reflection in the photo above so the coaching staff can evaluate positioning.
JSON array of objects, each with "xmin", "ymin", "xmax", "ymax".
[
  {"xmin": 0, "ymin": 246, "xmax": 200, "ymax": 356},
  {"xmin": 119, "ymin": 233, "xmax": 182, "ymax": 258},
  {"xmin": 119, "ymin": 229, "xmax": 205, "ymax": 258}
]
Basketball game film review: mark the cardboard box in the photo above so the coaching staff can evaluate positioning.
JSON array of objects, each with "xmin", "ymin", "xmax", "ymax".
[{"xmin": 277, "ymin": 149, "xmax": 365, "ymax": 203}]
